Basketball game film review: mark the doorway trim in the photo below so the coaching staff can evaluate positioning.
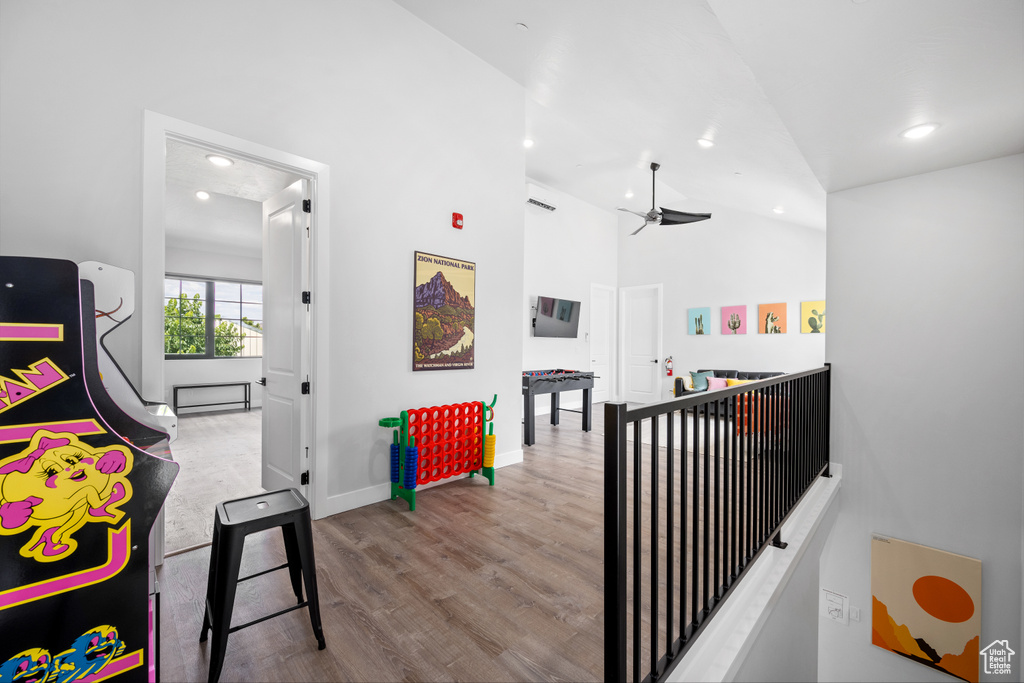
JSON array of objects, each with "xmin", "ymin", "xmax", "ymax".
[{"xmin": 141, "ymin": 111, "xmax": 331, "ymax": 520}]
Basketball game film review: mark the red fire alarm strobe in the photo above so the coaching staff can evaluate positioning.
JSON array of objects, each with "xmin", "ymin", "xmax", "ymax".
[{"xmin": 452, "ymin": 212, "xmax": 464, "ymax": 229}]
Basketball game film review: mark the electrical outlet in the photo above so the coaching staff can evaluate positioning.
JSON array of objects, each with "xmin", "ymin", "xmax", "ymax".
[{"xmin": 850, "ymin": 606, "xmax": 861, "ymax": 622}]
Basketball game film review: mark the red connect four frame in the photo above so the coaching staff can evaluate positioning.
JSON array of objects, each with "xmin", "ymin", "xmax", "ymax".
[{"xmin": 406, "ymin": 402, "xmax": 484, "ymax": 485}]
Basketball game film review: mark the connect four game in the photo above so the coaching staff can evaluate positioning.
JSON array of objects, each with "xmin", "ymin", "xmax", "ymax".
[{"xmin": 379, "ymin": 396, "xmax": 496, "ymax": 511}]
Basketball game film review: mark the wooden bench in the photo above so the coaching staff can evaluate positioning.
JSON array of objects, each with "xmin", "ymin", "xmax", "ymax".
[{"xmin": 172, "ymin": 381, "xmax": 251, "ymax": 414}]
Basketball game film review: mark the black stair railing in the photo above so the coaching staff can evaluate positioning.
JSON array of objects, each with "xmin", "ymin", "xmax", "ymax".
[{"xmin": 604, "ymin": 364, "xmax": 831, "ymax": 682}]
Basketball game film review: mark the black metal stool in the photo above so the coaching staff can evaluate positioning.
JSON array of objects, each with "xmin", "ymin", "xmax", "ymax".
[{"xmin": 199, "ymin": 488, "xmax": 326, "ymax": 683}]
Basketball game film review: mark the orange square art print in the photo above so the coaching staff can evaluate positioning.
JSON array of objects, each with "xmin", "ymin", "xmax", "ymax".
[
  {"xmin": 871, "ymin": 536, "xmax": 981, "ymax": 682},
  {"xmin": 757, "ymin": 303, "xmax": 787, "ymax": 334}
]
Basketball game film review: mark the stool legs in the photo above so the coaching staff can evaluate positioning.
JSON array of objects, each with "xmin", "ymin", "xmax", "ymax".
[
  {"xmin": 293, "ymin": 516, "xmax": 326, "ymax": 650},
  {"xmin": 205, "ymin": 532, "xmax": 244, "ymax": 683},
  {"xmin": 280, "ymin": 524, "xmax": 304, "ymax": 605},
  {"xmin": 199, "ymin": 520, "xmax": 221, "ymax": 643}
]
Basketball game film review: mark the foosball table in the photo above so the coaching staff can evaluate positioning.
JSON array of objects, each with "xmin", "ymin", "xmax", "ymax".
[{"xmin": 521, "ymin": 369, "xmax": 594, "ymax": 446}]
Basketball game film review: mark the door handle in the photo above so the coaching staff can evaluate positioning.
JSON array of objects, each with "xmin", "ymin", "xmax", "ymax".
[
  {"xmin": 650, "ymin": 359, "xmax": 658, "ymax": 363},
  {"xmin": 256, "ymin": 377, "xmax": 267, "ymax": 386}
]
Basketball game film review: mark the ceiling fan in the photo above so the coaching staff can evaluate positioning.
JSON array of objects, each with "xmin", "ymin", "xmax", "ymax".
[{"xmin": 618, "ymin": 162, "xmax": 711, "ymax": 235}]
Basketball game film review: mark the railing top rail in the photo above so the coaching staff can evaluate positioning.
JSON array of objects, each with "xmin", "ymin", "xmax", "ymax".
[{"xmin": 614, "ymin": 364, "xmax": 830, "ymax": 422}]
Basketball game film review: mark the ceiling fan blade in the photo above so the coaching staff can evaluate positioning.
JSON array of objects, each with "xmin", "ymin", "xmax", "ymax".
[
  {"xmin": 659, "ymin": 207, "xmax": 712, "ymax": 225},
  {"xmin": 630, "ymin": 222, "xmax": 648, "ymax": 236},
  {"xmin": 617, "ymin": 207, "xmax": 650, "ymax": 219}
]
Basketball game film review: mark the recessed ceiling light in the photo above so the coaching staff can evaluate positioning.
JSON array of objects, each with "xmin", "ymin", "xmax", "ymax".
[
  {"xmin": 205, "ymin": 154, "xmax": 234, "ymax": 167},
  {"xmin": 515, "ymin": 22, "xmax": 529, "ymax": 31},
  {"xmin": 195, "ymin": 190, "xmax": 210, "ymax": 200},
  {"xmin": 773, "ymin": 206, "xmax": 785, "ymax": 214},
  {"xmin": 523, "ymin": 138, "xmax": 534, "ymax": 148},
  {"xmin": 625, "ymin": 191, "xmax": 634, "ymax": 199},
  {"xmin": 900, "ymin": 123, "xmax": 940, "ymax": 139},
  {"xmin": 697, "ymin": 138, "xmax": 715, "ymax": 148}
]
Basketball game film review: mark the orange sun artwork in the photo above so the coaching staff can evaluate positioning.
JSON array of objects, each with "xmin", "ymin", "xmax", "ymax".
[{"xmin": 872, "ymin": 536, "xmax": 981, "ymax": 682}]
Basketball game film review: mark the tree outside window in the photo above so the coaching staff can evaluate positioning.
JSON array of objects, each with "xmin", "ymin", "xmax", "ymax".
[{"xmin": 164, "ymin": 277, "xmax": 262, "ymax": 358}]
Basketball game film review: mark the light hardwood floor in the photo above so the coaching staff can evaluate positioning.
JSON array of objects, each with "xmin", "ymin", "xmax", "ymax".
[{"xmin": 158, "ymin": 408, "xmax": 607, "ymax": 682}]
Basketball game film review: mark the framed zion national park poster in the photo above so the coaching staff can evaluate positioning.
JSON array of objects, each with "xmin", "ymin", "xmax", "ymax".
[{"xmin": 413, "ymin": 251, "xmax": 475, "ymax": 371}]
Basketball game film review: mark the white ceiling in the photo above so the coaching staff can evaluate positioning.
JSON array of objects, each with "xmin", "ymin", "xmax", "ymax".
[
  {"xmin": 394, "ymin": 0, "xmax": 1024, "ymax": 231},
  {"xmin": 163, "ymin": 139, "xmax": 301, "ymax": 258}
]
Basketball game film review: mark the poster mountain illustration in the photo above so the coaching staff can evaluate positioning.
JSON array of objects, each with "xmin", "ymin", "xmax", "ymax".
[
  {"xmin": 872, "ymin": 597, "xmax": 978, "ymax": 682},
  {"xmin": 414, "ymin": 272, "xmax": 471, "ymax": 309}
]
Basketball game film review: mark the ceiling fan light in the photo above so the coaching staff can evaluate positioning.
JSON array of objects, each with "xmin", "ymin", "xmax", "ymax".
[
  {"xmin": 206, "ymin": 154, "xmax": 234, "ymax": 167},
  {"xmin": 625, "ymin": 191, "xmax": 634, "ymax": 199},
  {"xmin": 697, "ymin": 138, "xmax": 715, "ymax": 148},
  {"xmin": 523, "ymin": 138, "xmax": 535, "ymax": 148},
  {"xmin": 900, "ymin": 123, "xmax": 939, "ymax": 139},
  {"xmin": 195, "ymin": 190, "xmax": 210, "ymax": 200}
]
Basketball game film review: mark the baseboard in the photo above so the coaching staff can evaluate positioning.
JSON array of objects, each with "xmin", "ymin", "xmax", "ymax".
[{"xmin": 316, "ymin": 447, "xmax": 525, "ymax": 519}]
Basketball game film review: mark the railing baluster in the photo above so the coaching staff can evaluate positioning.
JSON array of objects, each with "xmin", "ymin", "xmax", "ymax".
[
  {"xmin": 691, "ymin": 404, "xmax": 700, "ymax": 628},
  {"xmin": 712, "ymin": 398, "xmax": 720, "ymax": 600},
  {"xmin": 680, "ymin": 409, "xmax": 688, "ymax": 643},
  {"xmin": 632, "ymin": 419, "xmax": 641, "ymax": 683},
  {"xmin": 603, "ymin": 402, "xmax": 626, "ymax": 683},
  {"xmin": 651, "ymin": 418, "xmax": 659, "ymax": 678},
  {"xmin": 702, "ymin": 400, "xmax": 711, "ymax": 614},
  {"xmin": 667, "ymin": 411, "xmax": 675, "ymax": 655}
]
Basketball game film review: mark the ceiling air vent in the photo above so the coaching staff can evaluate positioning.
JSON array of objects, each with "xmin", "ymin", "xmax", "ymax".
[{"xmin": 525, "ymin": 183, "xmax": 557, "ymax": 212}]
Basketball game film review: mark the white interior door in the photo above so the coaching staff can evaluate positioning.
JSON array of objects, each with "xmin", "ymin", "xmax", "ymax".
[
  {"xmin": 262, "ymin": 179, "xmax": 310, "ymax": 492},
  {"xmin": 590, "ymin": 283, "xmax": 616, "ymax": 403},
  {"xmin": 620, "ymin": 284, "xmax": 663, "ymax": 404}
]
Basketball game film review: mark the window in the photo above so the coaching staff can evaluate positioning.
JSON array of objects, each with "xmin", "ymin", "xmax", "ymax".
[{"xmin": 164, "ymin": 276, "xmax": 263, "ymax": 358}]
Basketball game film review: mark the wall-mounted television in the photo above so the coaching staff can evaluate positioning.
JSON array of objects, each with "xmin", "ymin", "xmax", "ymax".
[{"xmin": 534, "ymin": 296, "xmax": 581, "ymax": 338}]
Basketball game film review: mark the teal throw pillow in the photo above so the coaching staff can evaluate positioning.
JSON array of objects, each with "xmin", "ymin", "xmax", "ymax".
[{"xmin": 690, "ymin": 370, "xmax": 714, "ymax": 392}]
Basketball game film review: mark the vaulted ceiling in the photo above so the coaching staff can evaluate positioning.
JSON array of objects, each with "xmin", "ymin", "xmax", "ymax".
[{"xmin": 395, "ymin": 0, "xmax": 1024, "ymax": 231}]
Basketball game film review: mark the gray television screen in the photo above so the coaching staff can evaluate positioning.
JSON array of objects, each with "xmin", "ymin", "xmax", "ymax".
[{"xmin": 534, "ymin": 296, "xmax": 581, "ymax": 338}]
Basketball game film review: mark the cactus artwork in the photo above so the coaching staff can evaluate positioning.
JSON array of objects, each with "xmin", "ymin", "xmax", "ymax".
[
  {"xmin": 800, "ymin": 300, "xmax": 826, "ymax": 334},
  {"xmin": 758, "ymin": 303, "xmax": 787, "ymax": 334},
  {"xmin": 688, "ymin": 307, "xmax": 711, "ymax": 335},
  {"xmin": 721, "ymin": 305, "xmax": 746, "ymax": 335}
]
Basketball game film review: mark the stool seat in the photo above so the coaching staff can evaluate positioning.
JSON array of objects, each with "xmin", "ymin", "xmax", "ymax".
[
  {"xmin": 200, "ymin": 488, "xmax": 325, "ymax": 683},
  {"xmin": 220, "ymin": 488, "xmax": 307, "ymax": 527}
]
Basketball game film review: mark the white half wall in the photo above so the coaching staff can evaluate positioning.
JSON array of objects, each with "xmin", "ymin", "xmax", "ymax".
[
  {"xmin": 820, "ymin": 154, "xmax": 1024, "ymax": 682},
  {"xmin": 617, "ymin": 202, "xmax": 827, "ymax": 401},
  {"xmin": 523, "ymin": 180, "xmax": 618, "ymax": 412}
]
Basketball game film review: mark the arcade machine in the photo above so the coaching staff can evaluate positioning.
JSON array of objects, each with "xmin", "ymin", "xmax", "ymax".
[
  {"xmin": 78, "ymin": 261, "xmax": 176, "ymax": 443},
  {"xmin": 0, "ymin": 256, "xmax": 178, "ymax": 682}
]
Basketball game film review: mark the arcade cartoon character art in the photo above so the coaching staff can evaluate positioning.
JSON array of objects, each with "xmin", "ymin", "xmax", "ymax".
[
  {"xmin": 0, "ymin": 430, "xmax": 132, "ymax": 562},
  {"xmin": 0, "ymin": 648, "xmax": 53, "ymax": 683}
]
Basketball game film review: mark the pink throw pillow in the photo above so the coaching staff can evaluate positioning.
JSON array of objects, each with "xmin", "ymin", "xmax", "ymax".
[{"xmin": 706, "ymin": 376, "xmax": 729, "ymax": 390}]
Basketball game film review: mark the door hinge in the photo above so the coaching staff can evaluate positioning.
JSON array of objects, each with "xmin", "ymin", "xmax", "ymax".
[
  {"xmin": 301, "ymin": 381, "xmax": 310, "ymax": 395},
  {"xmin": 300, "ymin": 471, "xmax": 309, "ymax": 485},
  {"xmin": 302, "ymin": 291, "xmax": 311, "ymax": 305},
  {"xmin": 302, "ymin": 199, "xmax": 311, "ymax": 213}
]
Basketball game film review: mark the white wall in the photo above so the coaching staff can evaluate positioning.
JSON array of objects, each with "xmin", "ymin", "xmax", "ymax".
[
  {"xmin": 820, "ymin": 154, "xmax": 1024, "ymax": 681},
  {"xmin": 522, "ymin": 181, "xmax": 619, "ymax": 410},
  {"xmin": 0, "ymin": 1, "xmax": 526, "ymax": 516},
  {"xmin": 617, "ymin": 201, "xmax": 827, "ymax": 401}
]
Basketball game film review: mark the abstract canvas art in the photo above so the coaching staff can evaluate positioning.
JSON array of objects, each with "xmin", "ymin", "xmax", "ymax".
[
  {"xmin": 757, "ymin": 302, "xmax": 787, "ymax": 334},
  {"xmin": 688, "ymin": 307, "xmax": 711, "ymax": 335},
  {"xmin": 721, "ymin": 305, "xmax": 747, "ymax": 335},
  {"xmin": 801, "ymin": 300, "xmax": 826, "ymax": 333},
  {"xmin": 871, "ymin": 536, "xmax": 981, "ymax": 683}
]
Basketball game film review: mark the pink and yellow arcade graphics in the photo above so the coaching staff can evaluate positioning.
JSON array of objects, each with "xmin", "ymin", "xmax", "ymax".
[{"xmin": 0, "ymin": 256, "xmax": 178, "ymax": 682}]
